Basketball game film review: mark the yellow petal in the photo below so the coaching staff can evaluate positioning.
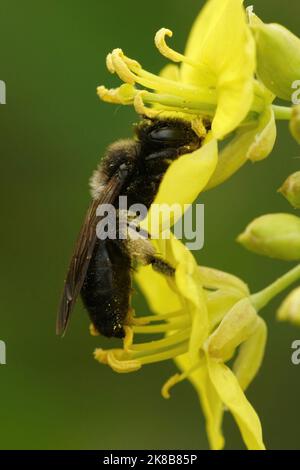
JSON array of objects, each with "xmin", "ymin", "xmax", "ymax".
[
  {"xmin": 206, "ymin": 356, "xmax": 265, "ymax": 450},
  {"xmin": 212, "ymin": 53, "xmax": 254, "ymax": 139},
  {"xmin": 198, "ymin": 266, "xmax": 250, "ymax": 296},
  {"xmin": 175, "ymin": 259, "xmax": 198, "ymax": 306},
  {"xmin": 247, "ymin": 107, "xmax": 276, "ymax": 162},
  {"xmin": 196, "ymin": 367, "xmax": 225, "ymax": 451},
  {"xmin": 159, "ymin": 63, "xmax": 181, "ymax": 82},
  {"xmin": 135, "ymin": 235, "xmax": 201, "ymax": 318},
  {"xmin": 206, "ymin": 290, "xmax": 244, "ymax": 331},
  {"xmin": 140, "ymin": 137, "xmax": 218, "ymax": 235},
  {"xmin": 205, "ymin": 106, "xmax": 276, "ymax": 190},
  {"xmin": 135, "ymin": 264, "xmax": 182, "ymax": 315},
  {"xmin": 181, "ymin": 0, "xmax": 256, "ymax": 139},
  {"xmin": 157, "ymin": 235, "xmax": 210, "ymax": 358},
  {"xmin": 207, "ymin": 298, "xmax": 259, "ymax": 361},
  {"xmin": 175, "ymin": 354, "xmax": 225, "ymax": 450},
  {"xmin": 233, "ymin": 317, "xmax": 267, "ymax": 390},
  {"xmin": 187, "ymin": 285, "xmax": 209, "ymax": 362}
]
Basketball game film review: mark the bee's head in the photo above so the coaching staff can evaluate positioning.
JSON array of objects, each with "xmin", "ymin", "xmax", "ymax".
[
  {"xmin": 101, "ymin": 139, "xmax": 140, "ymax": 181},
  {"xmin": 135, "ymin": 118, "xmax": 203, "ymax": 154}
]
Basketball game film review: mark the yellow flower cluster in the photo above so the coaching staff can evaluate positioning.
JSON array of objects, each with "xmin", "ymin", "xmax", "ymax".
[
  {"xmin": 94, "ymin": 0, "xmax": 300, "ymax": 450},
  {"xmin": 98, "ymin": 0, "xmax": 298, "ymax": 190},
  {"xmin": 95, "ymin": 236, "xmax": 266, "ymax": 449}
]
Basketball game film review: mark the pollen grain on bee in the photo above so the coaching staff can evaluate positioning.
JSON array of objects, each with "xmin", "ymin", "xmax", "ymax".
[{"xmin": 95, "ymin": 196, "xmax": 205, "ymax": 251}]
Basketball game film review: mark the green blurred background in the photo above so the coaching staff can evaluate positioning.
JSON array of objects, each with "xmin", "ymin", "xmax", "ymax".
[{"xmin": 1, "ymin": 0, "xmax": 300, "ymax": 450}]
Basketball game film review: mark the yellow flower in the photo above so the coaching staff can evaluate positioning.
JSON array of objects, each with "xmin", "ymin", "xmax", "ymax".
[
  {"xmin": 94, "ymin": 235, "xmax": 266, "ymax": 450},
  {"xmin": 99, "ymin": 0, "xmax": 258, "ymax": 140},
  {"xmin": 91, "ymin": 2, "xmax": 300, "ymax": 450},
  {"xmin": 97, "ymin": 0, "xmax": 283, "ymax": 190}
]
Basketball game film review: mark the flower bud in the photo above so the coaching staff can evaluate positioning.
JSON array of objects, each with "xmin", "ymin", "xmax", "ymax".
[
  {"xmin": 248, "ymin": 11, "xmax": 300, "ymax": 101},
  {"xmin": 279, "ymin": 171, "xmax": 300, "ymax": 209},
  {"xmin": 289, "ymin": 105, "xmax": 300, "ymax": 144},
  {"xmin": 277, "ymin": 287, "xmax": 300, "ymax": 326},
  {"xmin": 237, "ymin": 213, "xmax": 300, "ymax": 261}
]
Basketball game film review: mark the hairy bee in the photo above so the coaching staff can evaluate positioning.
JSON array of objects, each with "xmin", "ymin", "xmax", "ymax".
[{"xmin": 57, "ymin": 118, "xmax": 204, "ymax": 338}]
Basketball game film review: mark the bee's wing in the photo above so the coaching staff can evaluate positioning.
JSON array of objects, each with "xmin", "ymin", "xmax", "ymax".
[{"xmin": 56, "ymin": 173, "xmax": 125, "ymax": 336}]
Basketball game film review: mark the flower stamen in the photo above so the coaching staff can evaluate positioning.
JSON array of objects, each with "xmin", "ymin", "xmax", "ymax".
[
  {"xmin": 132, "ymin": 309, "xmax": 185, "ymax": 325},
  {"xmin": 107, "ymin": 49, "xmax": 217, "ymax": 102},
  {"xmin": 155, "ymin": 28, "xmax": 215, "ymax": 82},
  {"xmin": 132, "ymin": 317, "xmax": 190, "ymax": 334},
  {"xmin": 129, "ymin": 329, "xmax": 191, "ymax": 353},
  {"xmin": 161, "ymin": 358, "xmax": 204, "ymax": 399},
  {"xmin": 94, "ymin": 349, "xmax": 142, "ymax": 373},
  {"xmin": 97, "ymin": 83, "xmax": 136, "ymax": 105},
  {"xmin": 136, "ymin": 342, "xmax": 188, "ymax": 365}
]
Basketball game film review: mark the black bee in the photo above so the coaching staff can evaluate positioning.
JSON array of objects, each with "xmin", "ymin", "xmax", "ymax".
[{"xmin": 57, "ymin": 118, "xmax": 204, "ymax": 339}]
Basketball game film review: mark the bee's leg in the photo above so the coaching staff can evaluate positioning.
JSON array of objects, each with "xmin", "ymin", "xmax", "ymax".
[
  {"xmin": 126, "ymin": 233, "xmax": 175, "ymax": 277},
  {"xmin": 149, "ymin": 255, "xmax": 175, "ymax": 277},
  {"xmin": 116, "ymin": 210, "xmax": 175, "ymax": 276}
]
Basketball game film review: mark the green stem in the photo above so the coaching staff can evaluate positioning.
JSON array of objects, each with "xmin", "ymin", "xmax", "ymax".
[
  {"xmin": 272, "ymin": 104, "xmax": 292, "ymax": 120},
  {"xmin": 251, "ymin": 264, "xmax": 300, "ymax": 311}
]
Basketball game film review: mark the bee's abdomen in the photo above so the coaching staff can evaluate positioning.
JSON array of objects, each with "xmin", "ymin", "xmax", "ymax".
[{"xmin": 81, "ymin": 239, "xmax": 131, "ymax": 338}]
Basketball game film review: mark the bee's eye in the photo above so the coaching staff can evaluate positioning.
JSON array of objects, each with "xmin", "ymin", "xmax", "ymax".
[{"xmin": 148, "ymin": 126, "xmax": 186, "ymax": 144}]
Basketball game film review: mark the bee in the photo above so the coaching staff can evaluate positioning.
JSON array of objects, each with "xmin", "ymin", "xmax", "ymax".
[{"xmin": 56, "ymin": 118, "xmax": 204, "ymax": 339}]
